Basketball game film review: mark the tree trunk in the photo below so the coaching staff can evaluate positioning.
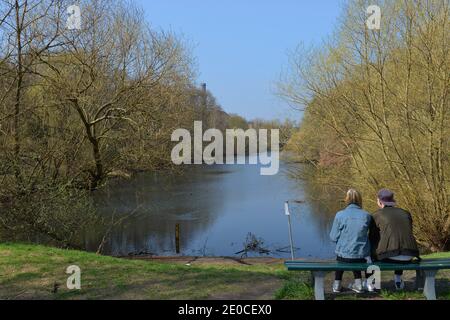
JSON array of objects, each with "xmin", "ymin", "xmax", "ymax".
[
  {"xmin": 89, "ymin": 138, "xmax": 104, "ymax": 190},
  {"xmin": 13, "ymin": 0, "xmax": 23, "ymax": 184}
]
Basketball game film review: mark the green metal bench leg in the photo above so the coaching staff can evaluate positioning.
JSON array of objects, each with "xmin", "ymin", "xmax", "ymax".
[
  {"xmin": 312, "ymin": 271, "xmax": 326, "ymax": 300},
  {"xmin": 309, "ymin": 271, "xmax": 315, "ymax": 286},
  {"xmin": 423, "ymin": 270, "xmax": 437, "ymax": 300},
  {"xmin": 415, "ymin": 270, "xmax": 425, "ymax": 290}
]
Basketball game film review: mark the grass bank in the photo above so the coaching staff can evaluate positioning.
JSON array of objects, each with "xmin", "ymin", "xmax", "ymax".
[{"xmin": 0, "ymin": 243, "xmax": 449, "ymax": 300}]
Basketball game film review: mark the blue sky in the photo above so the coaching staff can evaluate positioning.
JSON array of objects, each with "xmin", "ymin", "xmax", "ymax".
[{"xmin": 135, "ymin": 0, "xmax": 344, "ymax": 120}]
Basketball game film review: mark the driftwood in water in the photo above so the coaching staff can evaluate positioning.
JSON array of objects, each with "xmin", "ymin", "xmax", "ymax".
[{"xmin": 235, "ymin": 232, "xmax": 271, "ymax": 258}]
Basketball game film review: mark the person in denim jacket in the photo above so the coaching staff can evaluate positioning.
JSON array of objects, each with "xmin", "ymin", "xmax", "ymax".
[{"xmin": 330, "ymin": 189, "xmax": 372, "ymax": 293}]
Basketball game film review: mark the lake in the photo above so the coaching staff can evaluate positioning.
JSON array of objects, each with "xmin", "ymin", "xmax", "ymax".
[{"xmin": 85, "ymin": 153, "xmax": 341, "ymax": 259}]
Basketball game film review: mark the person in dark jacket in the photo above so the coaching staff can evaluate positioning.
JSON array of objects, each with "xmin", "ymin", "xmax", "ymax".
[{"xmin": 369, "ymin": 189, "xmax": 420, "ymax": 290}]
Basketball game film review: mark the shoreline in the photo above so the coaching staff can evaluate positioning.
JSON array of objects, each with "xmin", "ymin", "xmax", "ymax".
[{"xmin": 119, "ymin": 255, "xmax": 286, "ymax": 266}]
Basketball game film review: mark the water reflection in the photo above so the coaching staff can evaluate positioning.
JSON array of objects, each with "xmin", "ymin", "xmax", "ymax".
[{"xmin": 85, "ymin": 154, "xmax": 341, "ymax": 258}]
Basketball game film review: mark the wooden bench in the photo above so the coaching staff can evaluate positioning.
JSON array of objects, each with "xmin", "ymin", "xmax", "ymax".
[{"xmin": 285, "ymin": 258, "xmax": 450, "ymax": 300}]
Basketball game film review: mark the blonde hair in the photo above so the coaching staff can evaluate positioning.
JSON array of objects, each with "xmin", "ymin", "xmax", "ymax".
[{"xmin": 345, "ymin": 188, "xmax": 362, "ymax": 207}]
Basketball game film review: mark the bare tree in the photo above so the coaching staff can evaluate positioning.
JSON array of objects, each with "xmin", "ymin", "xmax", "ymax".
[{"xmin": 36, "ymin": 0, "xmax": 195, "ymax": 189}]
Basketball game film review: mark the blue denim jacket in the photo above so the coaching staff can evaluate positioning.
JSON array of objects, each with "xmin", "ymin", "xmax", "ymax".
[{"xmin": 329, "ymin": 204, "xmax": 372, "ymax": 259}]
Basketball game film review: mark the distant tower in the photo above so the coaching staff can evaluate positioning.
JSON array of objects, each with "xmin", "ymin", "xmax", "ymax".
[{"xmin": 201, "ymin": 83, "xmax": 207, "ymax": 123}]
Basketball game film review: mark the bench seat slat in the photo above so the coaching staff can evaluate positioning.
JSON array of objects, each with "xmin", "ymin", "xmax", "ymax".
[{"xmin": 285, "ymin": 258, "xmax": 450, "ymax": 271}]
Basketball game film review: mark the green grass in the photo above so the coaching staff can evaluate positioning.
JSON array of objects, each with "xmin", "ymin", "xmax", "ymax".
[
  {"xmin": 1, "ymin": 242, "xmax": 449, "ymax": 300},
  {"xmin": 380, "ymin": 289, "xmax": 425, "ymax": 300},
  {"xmin": 275, "ymin": 279, "xmax": 314, "ymax": 300},
  {"xmin": 422, "ymin": 252, "xmax": 450, "ymax": 259},
  {"xmin": 0, "ymin": 243, "xmax": 288, "ymax": 299}
]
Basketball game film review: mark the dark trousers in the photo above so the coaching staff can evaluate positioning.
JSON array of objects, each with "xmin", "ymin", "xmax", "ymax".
[
  {"xmin": 363, "ymin": 258, "xmax": 411, "ymax": 278},
  {"xmin": 380, "ymin": 258, "xmax": 412, "ymax": 276},
  {"xmin": 335, "ymin": 256, "xmax": 368, "ymax": 281}
]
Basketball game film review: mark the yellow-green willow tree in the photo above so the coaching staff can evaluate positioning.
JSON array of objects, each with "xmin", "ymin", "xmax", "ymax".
[{"xmin": 280, "ymin": 0, "xmax": 449, "ymax": 251}]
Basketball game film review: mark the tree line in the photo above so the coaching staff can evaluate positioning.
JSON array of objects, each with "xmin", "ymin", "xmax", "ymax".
[
  {"xmin": 281, "ymin": 0, "xmax": 449, "ymax": 252},
  {"xmin": 0, "ymin": 0, "xmax": 232, "ymax": 248},
  {"xmin": 0, "ymin": 0, "xmax": 295, "ymax": 249}
]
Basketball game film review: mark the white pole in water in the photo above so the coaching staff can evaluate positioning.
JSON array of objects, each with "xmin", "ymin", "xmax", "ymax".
[{"xmin": 284, "ymin": 201, "xmax": 295, "ymax": 261}]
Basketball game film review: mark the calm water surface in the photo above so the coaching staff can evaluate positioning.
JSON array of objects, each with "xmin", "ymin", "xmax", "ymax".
[{"xmin": 86, "ymin": 154, "xmax": 340, "ymax": 258}]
